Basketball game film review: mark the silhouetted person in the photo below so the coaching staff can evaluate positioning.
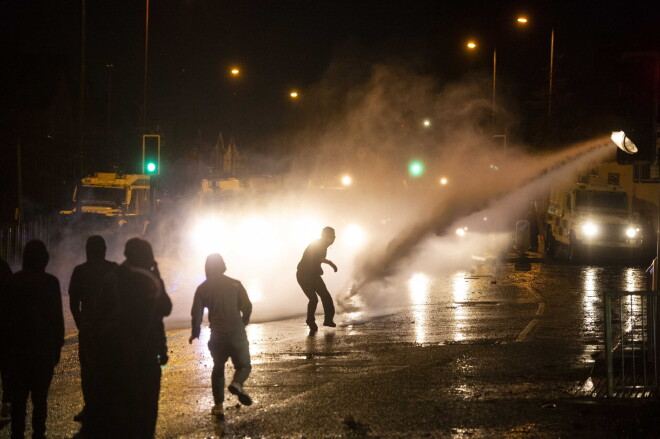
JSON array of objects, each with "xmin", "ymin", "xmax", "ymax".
[
  {"xmin": 68, "ymin": 236, "xmax": 118, "ymax": 431},
  {"xmin": 4, "ymin": 240, "xmax": 63, "ymax": 439},
  {"xmin": 103, "ymin": 238, "xmax": 171, "ymax": 438},
  {"xmin": 0, "ymin": 256, "xmax": 12, "ymax": 421},
  {"xmin": 189, "ymin": 254, "xmax": 253, "ymax": 419},
  {"xmin": 297, "ymin": 226, "xmax": 338, "ymax": 333}
]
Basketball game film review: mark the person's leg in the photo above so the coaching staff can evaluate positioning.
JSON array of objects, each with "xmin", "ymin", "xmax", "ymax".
[
  {"xmin": 79, "ymin": 331, "xmax": 91, "ymax": 406},
  {"xmin": 10, "ymin": 360, "xmax": 30, "ymax": 439},
  {"xmin": 297, "ymin": 273, "xmax": 319, "ymax": 327},
  {"xmin": 0, "ymin": 356, "xmax": 11, "ymax": 419},
  {"xmin": 229, "ymin": 333, "xmax": 252, "ymax": 388},
  {"xmin": 30, "ymin": 359, "xmax": 55, "ymax": 439},
  {"xmin": 314, "ymin": 277, "xmax": 335, "ymax": 324},
  {"xmin": 140, "ymin": 360, "xmax": 161, "ymax": 439},
  {"xmin": 208, "ymin": 340, "xmax": 230, "ymax": 405},
  {"xmin": 228, "ymin": 332, "xmax": 252, "ymax": 406}
]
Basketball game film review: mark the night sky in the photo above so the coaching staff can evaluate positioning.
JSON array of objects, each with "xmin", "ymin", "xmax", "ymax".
[{"xmin": 1, "ymin": 0, "xmax": 658, "ymax": 217}]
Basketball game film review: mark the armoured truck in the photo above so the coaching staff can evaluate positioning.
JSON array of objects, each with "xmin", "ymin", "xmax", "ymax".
[
  {"xmin": 59, "ymin": 172, "xmax": 151, "ymax": 234},
  {"xmin": 545, "ymin": 180, "xmax": 644, "ymax": 261}
]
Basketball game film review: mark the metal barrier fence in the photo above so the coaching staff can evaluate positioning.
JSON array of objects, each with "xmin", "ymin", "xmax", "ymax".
[
  {"xmin": 0, "ymin": 216, "xmax": 54, "ymax": 267},
  {"xmin": 604, "ymin": 290, "xmax": 659, "ymax": 398}
]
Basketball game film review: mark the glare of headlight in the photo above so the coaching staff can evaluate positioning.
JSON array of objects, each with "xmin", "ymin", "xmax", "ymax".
[
  {"xmin": 439, "ymin": 177, "xmax": 448, "ymax": 185},
  {"xmin": 456, "ymin": 228, "xmax": 466, "ymax": 237},
  {"xmin": 192, "ymin": 218, "xmax": 230, "ymax": 254},
  {"xmin": 626, "ymin": 227, "xmax": 639, "ymax": 238},
  {"xmin": 237, "ymin": 217, "xmax": 276, "ymax": 254},
  {"xmin": 341, "ymin": 175, "xmax": 352, "ymax": 186},
  {"xmin": 611, "ymin": 131, "xmax": 638, "ymax": 154},
  {"xmin": 343, "ymin": 224, "xmax": 366, "ymax": 248},
  {"xmin": 582, "ymin": 222, "xmax": 599, "ymax": 238}
]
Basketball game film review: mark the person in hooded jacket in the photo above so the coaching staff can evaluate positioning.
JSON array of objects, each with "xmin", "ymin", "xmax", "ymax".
[
  {"xmin": 68, "ymin": 235, "xmax": 118, "ymax": 432},
  {"xmin": 4, "ymin": 240, "xmax": 63, "ymax": 439},
  {"xmin": 102, "ymin": 238, "xmax": 171, "ymax": 439},
  {"xmin": 0, "ymin": 256, "xmax": 12, "ymax": 421},
  {"xmin": 189, "ymin": 253, "xmax": 253, "ymax": 419}
]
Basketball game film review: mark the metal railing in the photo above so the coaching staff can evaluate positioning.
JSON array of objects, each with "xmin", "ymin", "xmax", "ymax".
[
  {"xmin": 0, "ymin": 215, "xmax": 54, "ymax": 267},
  {"xmin": 604, "ymin": 290, "xmax": 658, "ymax": 398}
]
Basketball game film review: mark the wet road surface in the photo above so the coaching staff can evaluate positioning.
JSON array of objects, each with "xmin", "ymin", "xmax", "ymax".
[{"xmin": 2, "ymin": 256, "xmax": 658, "ymax": 438}]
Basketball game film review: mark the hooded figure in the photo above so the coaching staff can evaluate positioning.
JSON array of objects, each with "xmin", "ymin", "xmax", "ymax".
[
  {"xmin": 189, "ymin": 253, "xmax": 253, "ymax": 419},
  {"xmin": 102, "ymin": 237, "xmax": 171, "ymax": 439},
  {"xmin": 0, "ymin": 255, "xmax": 13, "ymax": 421},
  {"xmin": 68, "ymin": 235, "xmax": 118, "ymax": 432},
  {"xmin": 4, "ymin": 240, "xmax": 63, "ymax": 439}
]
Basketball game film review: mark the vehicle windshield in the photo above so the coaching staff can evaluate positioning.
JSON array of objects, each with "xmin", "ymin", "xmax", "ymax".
[
  {"xmin": 575, "ymin": 190, "xmax": 627, "ymax": 210},
  {"xmin": 78, "ymin": 187, "xmax": 125, "ymax": 206}
]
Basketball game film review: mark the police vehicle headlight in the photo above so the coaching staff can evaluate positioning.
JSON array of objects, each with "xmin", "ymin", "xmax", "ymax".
[
  {"xmin": 581, "ymin": 222, "xmax": 599, "ymax": 238},
  {"xmin": 626, "ymin": 226, "xmax": 641, "ymax": 238}
]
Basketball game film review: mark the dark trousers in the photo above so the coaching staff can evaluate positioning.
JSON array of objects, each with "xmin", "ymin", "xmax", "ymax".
[
  {"xmin": 296, "ymin": 272, "xmax": 335, "ymax": 325},
  {"xmin": 10, "ymin": 356, "xmax": 55, "ymax": 439},
  {"xmin": 121, "ymin": 357, "xmax": 161, "ymax": 439},
  {"xmin": 79, "ymin": 332, "xmax": 122, "ymax": 438},
  {"xmin": 0, "ymin": 356, "xmax": 10, "ymax": 404},
  {"xmin": 79, "ymin": 331, "xmax": 92, "ymax": 411},
  {"xmin": 209, "ymin": 332, "xmax": 251, "ymax": 405}
]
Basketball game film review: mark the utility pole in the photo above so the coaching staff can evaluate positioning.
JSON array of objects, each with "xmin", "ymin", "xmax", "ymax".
[
  {"xmin": 79, "ymin": 0, "xmax": 86, "ymax": 176},
  {"xmin": 548, "ymin": 28, "xmax": 555, "ymax": 119},
  {"xmin": 16, "ymin": 139, "xmax": 22, "ymax": 225},
  {"xmin": 106, "ymin": 64, "xmax": 114, "ymax": 151},
  {"xmin": 142, "ymin": 0, "xmax": 150, "ymax": 128}
]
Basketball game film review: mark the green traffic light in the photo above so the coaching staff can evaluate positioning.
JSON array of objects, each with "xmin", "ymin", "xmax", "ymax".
[
  {"xmin": 146, "ymin": 162, "xmax": 157, "ymax": 173},
  {"xmin": 409, "ymin": 161, "xmax": 423, "ymax": 177}
]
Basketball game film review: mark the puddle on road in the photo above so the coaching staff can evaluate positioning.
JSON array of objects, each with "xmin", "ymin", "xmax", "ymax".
[
  {"xmin": 453, "ymin": 301, "xmax": 501, "ymax": 306},
  {"xmin": 281, "ymin": 352, "xmax": 353, "ymax": 361}
]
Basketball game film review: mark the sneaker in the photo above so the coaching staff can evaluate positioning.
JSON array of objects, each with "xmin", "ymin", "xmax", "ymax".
[
  {"xmin": 323, "ymin": 320, "xmax": 337, "ymax": 327},
  {"xmin": 0, "ymin": 402, "xmax": 10, "ymax": 420},
  {"xmin": 211, "ymin": 404, "xmax": 224, "ymax": 419},
  {"xmin": 228, "ymin": 382, "xmax": 253, "ymax": 406},
  {"xmin": 307, "ymin": 321, "xmax": 318, "ymax": 331}
]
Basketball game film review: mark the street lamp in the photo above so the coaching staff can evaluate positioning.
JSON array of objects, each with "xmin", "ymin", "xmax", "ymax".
[
  {"xmin": 230, "ymin": 67, "xmax": 240, "ymax": 76},
  {"xmin": 466, "ymin": 41, "xmax": 477, "ymax": 50},
  {"xmin": 289, "ymin": 90, "xmax": 299, "ymax": 99}
]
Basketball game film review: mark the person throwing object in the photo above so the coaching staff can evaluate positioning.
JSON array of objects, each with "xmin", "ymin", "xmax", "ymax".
[{"xmin": 297, "ymin": 226, "xmax": 337, "ymax": 333}]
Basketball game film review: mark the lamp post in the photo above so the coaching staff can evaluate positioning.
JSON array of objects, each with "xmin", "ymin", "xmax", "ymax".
[
  {"xmin": 548, "ymin": 27, "xmax": 555, "ymax": 119},
  {"xmin": 466, "ymin": 41, "xmax": 497, "ymax": 125},
  {"xmin": 142, "ymin": 0, "xmax": 150, "ymax": 129}
]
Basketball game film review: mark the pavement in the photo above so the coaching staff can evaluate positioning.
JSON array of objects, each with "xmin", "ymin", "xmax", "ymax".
[{"xmin": 2, "ymin": 254, "xmax": 660, "ymax": 438}]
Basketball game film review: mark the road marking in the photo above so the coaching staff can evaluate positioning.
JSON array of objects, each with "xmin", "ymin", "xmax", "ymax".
[{"xmin": 516, "ymin": 319, "xmax": 539, "ymax": 342}]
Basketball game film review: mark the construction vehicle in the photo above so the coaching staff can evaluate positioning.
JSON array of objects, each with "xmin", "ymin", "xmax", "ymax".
[
  {"xmin": 545, "ymin": 176, "xmax": 645, "ymax": 261},
  {"xmin": 59, "ymin": 172, "xmax": 151, "ymax": 234}
]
